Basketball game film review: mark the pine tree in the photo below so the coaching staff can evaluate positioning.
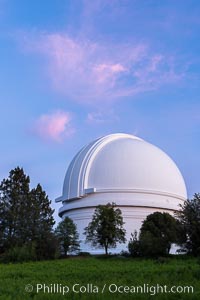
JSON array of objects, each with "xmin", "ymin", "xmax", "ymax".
[
  {"xmin": 0, "ymin": 167, "xmax": 30, "ymax": 251},
  {"xmin": 0, "ymin": 167, "xmax": 55, "ymax": 260},
  {"xmin": 29, "ymin": 184, "xmax": 55, "ymax": 258}
]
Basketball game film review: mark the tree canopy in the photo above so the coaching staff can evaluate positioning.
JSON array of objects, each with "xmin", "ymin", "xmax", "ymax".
[
  {"xmin": 128, "ymin": 230, "xmax": 140, "ymax": 257},
  {"xmin": 176, "ymin": 194, "xmax": 200, "ymax": 256},
  {"xmin": 0, "ymin": 167, "xmax": 55, "ymax": 261},
  {"xmin": 55, "ymin": 217, "xmax": 80, "ymax": 256},
  {"xmin": 84, "ymin": 203, "xmax": 126, "ymax": 255},
  {"xmin": 139, "ymin": 212, "xmax": 178, "ymax": 257}
]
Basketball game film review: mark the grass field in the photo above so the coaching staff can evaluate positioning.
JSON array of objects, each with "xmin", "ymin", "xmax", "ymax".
[{"xmin": 0, "ymin": 256, "xmax": 200, "ymax": 300}]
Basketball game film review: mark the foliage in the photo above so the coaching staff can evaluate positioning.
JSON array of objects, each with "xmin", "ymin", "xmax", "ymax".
[
  {"xmin": 55, "ymin": 217, "xmax": 80, "ymax": 256},
  {"xmin": 128, "ymin": 230, "xmax": 141, "ymax": 257},
  {"xmin": 119, "ymin": 250, "xmax": 130, "ymax": 257},
  {"xmin": 84, "ymin": 203, "xmax": 126, "ymax": 255},
  {"xmin": 139, "ymin": 212, "xmax": 178, "ymax": 257},
  {"xmin": 0, "ymin": 167, "xmax": 55, "ymax": 261},
  {"xmin": 0, "ymin": 257, "xmax": 199, "ymax": 299},
  {"xmin": 176, "ymin": 194, "xmax": 200, "ymax": 256},
  {"xmin": 78, "ymin": 251, "xmax": 91, "ymax": 256},
  {"xmin": 1, "ymin": 243, "xmax": 37, "ymax": 263},
  {"xmin": 0, "ymin": 167, "xmax": 30, "ymax": 251}
]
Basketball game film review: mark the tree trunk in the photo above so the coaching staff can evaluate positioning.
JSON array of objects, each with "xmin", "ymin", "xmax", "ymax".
[{"xmin": 105, "ymin": 244, "xmax": 108, "ymax": 255}]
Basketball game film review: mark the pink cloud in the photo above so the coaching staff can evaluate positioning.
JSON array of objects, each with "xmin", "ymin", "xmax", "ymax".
[
  {"xmin": 22, "ymin": 33, "xmax": 185, "ymax": 103},
  {"xmin": 93, "ymin": 63, "xmax": 127, "ymax": 85},
  {"xmin": 34, "ymin": 110, "xmax": 74, "ymax": 142}
]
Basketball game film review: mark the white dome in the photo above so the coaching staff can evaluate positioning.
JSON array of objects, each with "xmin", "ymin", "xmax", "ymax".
[
  {"xmin": 57, "ymin": 133, "xmax": 187, "ymax": 204},
  {"xmin": 56, "ymin": 133, "xmax": 187, "ymax": 254}
]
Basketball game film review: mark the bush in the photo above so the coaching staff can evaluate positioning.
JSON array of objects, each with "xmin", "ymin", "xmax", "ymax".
[
  {"xmin": 139, "ymin": 231, "xmax": 167, "ymax": 257},
  {"xmin": 78, "ymin": 251, "xmax": 91, "ymax": 256},
  {"xmin": 35, "ymin": 233, "xmax": 58, "ymax": 260},
  {"xmin": 120, "ymin": 250, "xmax": 130, "ymax": 257},
  {"xmin": 1, "ymin": 243, "xmax": 37, "ymax": 263}
]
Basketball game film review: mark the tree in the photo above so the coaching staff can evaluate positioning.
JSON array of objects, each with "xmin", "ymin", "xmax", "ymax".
[
  {"xmin": 0, "ymin": 167, "xmax": 30, "ymax": 251},
  {"xmin": 29, "ymin": 184, "xmax": 55, "ymax": 259},
  {"xmin": 176, "ymin": 194, "xmax": 200, "ymax": 256},
  {"xmin": 84, "ymin": 203, "xmax": 126, "ymax": 255},
  {"xmin": 139, "ymin": 212, "xmax": 178, "ymax": 257},
  {"xmin": 128, "ymin": 231, "xmax": 141, "ymax": 257},
  {"xmin": 55, "ymin": 217, "xmax": 80, "ymax": 256},
  {"xmin": 0, "ymin": 167, "xmax": 55, "ymax": 260}
]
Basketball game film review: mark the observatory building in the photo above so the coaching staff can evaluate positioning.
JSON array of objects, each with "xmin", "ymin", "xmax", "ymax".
[{"xmin": 56, "ymin": 133, "xmax": 187, "ymax": 253}]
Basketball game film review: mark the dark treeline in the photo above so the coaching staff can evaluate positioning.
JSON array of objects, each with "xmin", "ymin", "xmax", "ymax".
[
  {"xmin": 0, "ymin": 167, "xmax": 200, "ymax": 262},
  {"xmin": 0, "ymin": 167, "xmax": 80, "ymax": 262},
  {"xmin": 0, "ymin": 167, "xmax": 56, "ymax": 262}
]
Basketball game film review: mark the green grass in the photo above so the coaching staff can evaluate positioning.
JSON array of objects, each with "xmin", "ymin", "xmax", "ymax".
[{"xmin": 0, "ymin": 256, "xmax": 200, "ymax": 299}]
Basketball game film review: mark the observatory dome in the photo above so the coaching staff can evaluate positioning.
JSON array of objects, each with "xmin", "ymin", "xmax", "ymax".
[{"xmin": 56, "ymin": 133, "xmax": 187, "ymax": 253}]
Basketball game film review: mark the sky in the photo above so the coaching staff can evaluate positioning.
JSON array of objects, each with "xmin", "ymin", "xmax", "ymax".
[{"xmin": 0, "ymin": 0, "xmax": 200, "ymax": 223}]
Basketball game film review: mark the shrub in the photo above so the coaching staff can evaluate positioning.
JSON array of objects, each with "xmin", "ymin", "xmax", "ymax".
[
  {"xmin": 120, "ymin": 250, "xmax": 130, "ymax": 257},
  {"xmin": 78, "ymin": 251, "xmax": 91, "ymax": 256},
  {"xmin": 1, "ymin": 243, "xmax": 37, "ymax": 263}
]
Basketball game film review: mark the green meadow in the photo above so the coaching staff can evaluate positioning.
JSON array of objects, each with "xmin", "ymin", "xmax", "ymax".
[{"xmin": 0, "ymin": 256, "xmax": 200, "ymax": 300}]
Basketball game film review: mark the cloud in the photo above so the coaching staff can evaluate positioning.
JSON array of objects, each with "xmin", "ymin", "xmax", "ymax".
[
  {"xmin": 93, "ymin": 63, "xmax": 127, "ymax": 85},
  {"xmin": 87, "ymin": 109, "xmax": 119, "ymax": 124},
  {"xmin": 33, "ymin": 110, "xmax": 74, "ymax": 142},
  {"xmin": 21, "ymin": 32, "xmax": 185, "ymax": 104}
]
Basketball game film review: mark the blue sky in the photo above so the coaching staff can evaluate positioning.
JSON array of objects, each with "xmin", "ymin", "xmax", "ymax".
[{"xmin": 0, "ymin": 0, "xmax": 200, "ymax": 222}]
